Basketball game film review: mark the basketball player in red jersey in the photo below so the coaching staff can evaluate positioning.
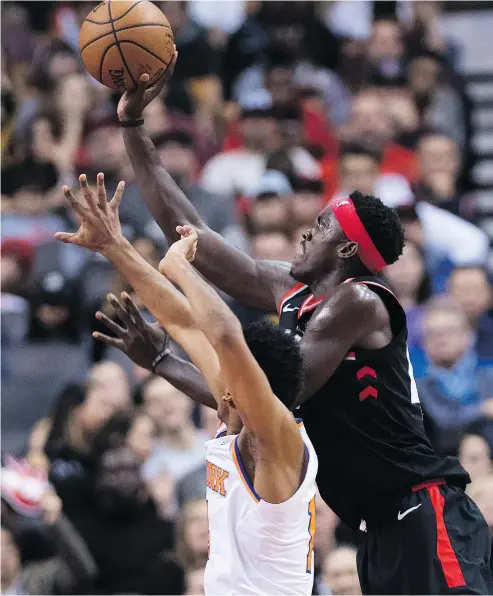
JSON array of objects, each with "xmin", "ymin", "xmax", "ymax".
[{"xmin": 110, "ymin": 58, "xmax": 492, "ymax": 594}]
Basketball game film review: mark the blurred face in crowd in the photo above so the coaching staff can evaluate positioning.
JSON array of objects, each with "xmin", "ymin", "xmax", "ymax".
[
  {"xmin": 418, "ymin": 135, "xmax": 460, "ymax": 181},
  {"xmin": 85, "ymin": 125, "xmax": 127, "ymax": 174},
  {"xmin": 339, "ymin": 153, "xmax": 379, "ymax": 197},
  {"xmin": 186, "ymin": 567, "xmax": 205, "ymax": 596},
  {"xmin": 250, "ymin": 194, "xmax": 290, "ymax": 232},
  {"xmin": 385, "ymin": 242, "xmax": 425, "ymax": 303},
  {"xmin": 89, "ymin": 362, "xmax": 131, "ymax": 404},
  {"xmin": 240, "ymin": 114, "xmax": 280, "ymax": 152},
  {"xmin": 369, "ymin": 20, "xmax": 404, "ymax": 61},
  {"xmin": 12, "ymin": 188, "xmax": 45, "ymax": 216},
  {"xmin": 449, "ymin": 268, "xmax": 493, "ymax": 323},
  {"xmin": 96, "ymin": 446, "xmax": 146, "ymax": 515},
  {"xmin": 408, "ymin": 56, "xmax": 441, "ymax": 96},
  {"xmin": 77, "ymin": 385, "xmax": 130, "ymax": 435},
  {"xmin": 423, "ymin": 307, "xmax": 473, "ymax": 368},
  {"xmin": 346, "ymin": 93, "xmax": 394, "ymax": 147},
  {"xmin": 292, "ymin": 191, "xmax": 323, "ymax": 226},
  {"xmin": 158, "ymin": 141, "xmax": 198, "ymax": 189},
  {"xmin": 127, "ymin": 413, "xmax": 156, "ymax": 462},
  {"xmin": 468, "ymin": 475, "xmax": 493, "ymax": 531},
  {"xmin": 266, "ymin": 66, "xmax": 295, "ymax": 108},
  {"xmin": 277, "ymin": 117, "xmax": 303, "ymax": 150},
  {"xmin": 323, "ymin": 547, "xmax": 361, "ymax": 596},
  {"xmin": 1, "ymin": 528, "xmax": 20, "ymax": 590},
  {"xmin": 143, "ymin": 377, "xmax": 193, "ymax": 435},
  {"xmin": 183, "ymin": 500, "xmax": 209, "ymax": 558},
  {"xmin": 251, "ymin": 231, "xmax": 294, "ymax": 261},
  {"xmin": 459, "ymin": 434, "xmax": 493, "ymax": 481}
]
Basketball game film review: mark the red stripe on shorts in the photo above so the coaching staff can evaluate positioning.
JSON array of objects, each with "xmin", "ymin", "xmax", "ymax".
[{"xmin": 427, "ymin": 485, "xmax": 466, "ymax": 589}]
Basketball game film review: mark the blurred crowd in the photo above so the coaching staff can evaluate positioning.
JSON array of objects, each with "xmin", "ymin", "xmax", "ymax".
[{"xmin": 2, "ymin": 1, "xmax": 493, "ymax": 594}]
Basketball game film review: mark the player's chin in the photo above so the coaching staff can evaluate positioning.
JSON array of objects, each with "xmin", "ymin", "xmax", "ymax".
[{"xmin": 290, "ymin": 255, "xmax": 306, "ymax": 282}]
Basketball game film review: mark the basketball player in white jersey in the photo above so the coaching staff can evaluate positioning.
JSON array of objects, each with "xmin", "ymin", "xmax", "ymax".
[{"xmin": 56, "ymin": 174, "xmax": 318, "ymax": 595}]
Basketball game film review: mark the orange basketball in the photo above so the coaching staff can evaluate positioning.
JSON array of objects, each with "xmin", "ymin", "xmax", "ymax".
[{"xmin": 79, "ymin": 0, "xmax": 174, "ymax": 91}]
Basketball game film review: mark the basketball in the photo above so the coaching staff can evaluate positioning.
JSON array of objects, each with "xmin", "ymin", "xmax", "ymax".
[{"xmin": 79, "ymin": 0, "xmax": 174, "ymax": 91}]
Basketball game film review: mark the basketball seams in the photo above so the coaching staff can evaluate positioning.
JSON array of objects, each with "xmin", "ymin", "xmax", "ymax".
[
  {"xmin": 118, "ymin": 40, "xmax": 171, "ymax": 67},
  {"xmin": 107, "ymin": 0, "xmax": 137, "ymax": 88},
  {"xmin": 84, "ymin": 0, "xmax": 143, "ymax": 25},
  {"xmin": 98, "ymin": 42, "xmax": 117, "ymax": 84},
  {"xmin": 80, "ymin": 23, "xmax": 172, "ymax": 53}
]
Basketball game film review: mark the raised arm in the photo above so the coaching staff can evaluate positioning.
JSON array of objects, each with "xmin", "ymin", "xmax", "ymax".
[
  {"xmin": 161, "ymin": 228, "xmax": 304, "ymax": 502},
  {"xmin": 55, "ymin": 174, "xmax": 223, "ymax": 402},
  {"xmin": 117, "ymin": 60, "xmax": 293, "ymax": 311}
]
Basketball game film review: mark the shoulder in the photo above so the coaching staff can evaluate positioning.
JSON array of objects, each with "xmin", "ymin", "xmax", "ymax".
[{"xmin": 316, "ymin": 282, "xmax": 382, "ymax": 324}]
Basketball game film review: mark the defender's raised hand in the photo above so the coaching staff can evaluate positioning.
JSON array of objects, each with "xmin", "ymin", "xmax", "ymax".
[
  {"xmin": 94, "ymin": 292, "xmax": 170, "ymax": 371},
  {"xmin": 118, "ymin": 49, "xmax": 178, "ymax": 122},
  {"xmin": 55, "ymin": 173, "xmax": 125, "ymax": 253}
]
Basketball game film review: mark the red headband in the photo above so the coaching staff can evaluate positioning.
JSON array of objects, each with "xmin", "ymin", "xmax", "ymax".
[{"xmin": 330, "ymin": 197, "xmax": 387, "ymax": 273}]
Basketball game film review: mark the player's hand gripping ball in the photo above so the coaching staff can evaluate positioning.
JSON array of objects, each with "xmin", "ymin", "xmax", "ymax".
[{"xmin": 79, "ymin": 0, "xmax": 174, "ymax": 91}]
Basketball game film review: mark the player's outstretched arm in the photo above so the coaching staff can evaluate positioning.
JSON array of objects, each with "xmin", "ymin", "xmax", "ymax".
[
  {"xmin": 117, "ymin": 56, "xmax": 293, "ymax": 312},
  {"xmin": 94, "ymin": 293, "xmax": 217, "ymax": 409},
  {"xmin": 161, "ymin": 226, "xmax": 305, "ymax": 503},
  {"xmin": 55, "ymin": 173, "xmax": 223, "ymax": 402}
]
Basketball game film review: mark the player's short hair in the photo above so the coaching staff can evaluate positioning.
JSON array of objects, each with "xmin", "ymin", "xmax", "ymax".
[
  {"xmin": 350, "ymin": 190, "xmax": 405, "ymax": 267},
  {"xmin": 243, "ymin": 319, "xmax": 304, "ymax": 410}
]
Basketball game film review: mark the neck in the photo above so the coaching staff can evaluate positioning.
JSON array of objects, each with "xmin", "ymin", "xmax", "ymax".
[{"xmin": 310, "ymin": 268, "xmax": 356, "ymax": 298}]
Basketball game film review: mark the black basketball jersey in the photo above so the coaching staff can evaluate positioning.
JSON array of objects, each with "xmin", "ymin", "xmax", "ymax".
[{"xmin": 278, "ymin": 276, "xmax": 469, "ymax": 529}]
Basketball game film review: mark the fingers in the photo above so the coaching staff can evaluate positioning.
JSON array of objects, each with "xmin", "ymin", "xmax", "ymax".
[
  {"xmin": 110, "ymin": 181, "xmax": 125, "ymax": 212},
  {"xmin": 121, "ymin": 292, "xmax": 146, "ymax": 327},
  {"xmin": 96, "ymin": 172, "xmax": 108, "ymax": 211},
  {"xmin": 62, "ymin": 185, "xmax": 87, "ymax": 218},
  {"xmin": 92, "ymin": 331, "xmax": 126, "ymax": 351},
  {"xmin": 107, "ymin": 293, "xmax": 133, "ymax": 328},
  {"xmin": 79, "ymin": 174, "xmax": 99, "ymax": 214},
  {"xmin": 95, "ymin": 310, "xmax": 126, "ymax": 337},
  {"xmin": 54, "ymin": 231, "xmax": 77, "ymax": 244},
  {"xmin": 176, "ymin": 224, "xmax": 193, "ymax": 237}
]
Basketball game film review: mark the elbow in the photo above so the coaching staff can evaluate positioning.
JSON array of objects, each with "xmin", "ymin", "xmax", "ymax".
[{"xmin": 208, "ymin": 316, "xmax": 242, "ymax": 350}]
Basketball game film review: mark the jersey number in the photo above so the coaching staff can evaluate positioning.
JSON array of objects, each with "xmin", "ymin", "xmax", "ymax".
[{"xmin": 306, "ymin": 497, "xmax": 316, "ymax": 573}]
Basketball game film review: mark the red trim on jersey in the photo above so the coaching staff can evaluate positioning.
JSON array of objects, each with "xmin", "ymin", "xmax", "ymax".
[
  {"xmin": 298, "ymin": 293, "xmax": 326, "ymax": 319},
  {"xmin": 278, "ymin": 282, "xmax": 307, "ymax": 315},
  {"xmin": 330, "ymin": 198, "xmax": 387, "ymax": 273},
  {"xmin": 426, "ymin": 484, "xmax": 466, "ymax": 589}
]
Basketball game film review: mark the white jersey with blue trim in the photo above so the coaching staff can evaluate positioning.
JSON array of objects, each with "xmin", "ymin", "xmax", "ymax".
[{"xmin": 204, "ymin": 420, "xmax": 318, "ymax": 595}]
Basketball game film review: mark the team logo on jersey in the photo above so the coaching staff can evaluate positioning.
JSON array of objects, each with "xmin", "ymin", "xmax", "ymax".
[{"xmin": 206, "ymin": 460, "xmax": 229, "ymax": 496}]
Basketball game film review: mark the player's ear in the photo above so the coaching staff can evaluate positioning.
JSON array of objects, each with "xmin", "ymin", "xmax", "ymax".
[{"xmin": 338, "ymin": 240, "xmax": 358, "ymax": 261}]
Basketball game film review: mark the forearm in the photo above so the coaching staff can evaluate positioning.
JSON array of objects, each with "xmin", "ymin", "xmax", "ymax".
[
  {"xmin": 155, "ymin": 352, "xmax": 217, "ymax": 409},
  {"xmin": 104, "ymin": 237, "xmax": 194, "ymax": 332},
  {"xmin": 122, "ymin": 125, "xmax": 203, "ymax": 238},
  {"xmin": 122, "ymin": 125, "xmax": 287, "ymax": 310},
  {"xmin": 162, "ymin": 253, "xmax": 241, "ymax": 347}
]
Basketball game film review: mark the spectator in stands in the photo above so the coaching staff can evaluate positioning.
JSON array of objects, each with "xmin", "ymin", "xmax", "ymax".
[
  {"xmin": 175, "ymin": 499, "xmax": 209, "ymax": 570},
  {"xmin": 200, "ymin": 103, "xmax": 280, "ymax": 195},
  {"xmin": 320, "ymin": 546, "xmax": 361, "ymax": 596},
  {"xmin": 416, "ymin": 132, "xmax": 466, "ymax": 216},
  {"xmin": 459, "ymin": 432, "xmax": 493, "ymax": 481},
  {"xmin": 141, "ymin": 377, "xmax": 209, "ymax": 484},
  {"xmin": 251, "ymin": 230, "xmax": 295, "ymax": 262},
  {"xmin": 385, "ymin": 240, "xmax": 432, "ymax": 348},
  {"xmin": 449, "ymin": 266, "xmax": 493, "ymax": 362},
  {"xmin": 291, "ymin": 178, "xmax": 325, "ymax": 229},
  {"xmin": 322, "ymin": 89, "xmax": 420, "ymax": 198},
  {"xmin": 0, "ymin": 487, "xmax": 96, "ymax": 595},
  {"xmin": 367, "ymin": 18, "xmax": 406, "ymax": 85},
  {"xmin": 407, "ymin": 49, "xmax": 467, "ymax": 151},
  {"xmin": 395, "ymin": 202, "xmax": 489, "ymax": 289},
  {"xmin": 416, "ymin": 298, "xmax": 493, "ymax": 453}
]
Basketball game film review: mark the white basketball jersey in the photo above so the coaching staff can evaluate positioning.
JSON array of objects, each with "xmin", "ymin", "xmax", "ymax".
[{"xmin": 204, "ymin": 420, "xmax": 318, "ymax": 595}]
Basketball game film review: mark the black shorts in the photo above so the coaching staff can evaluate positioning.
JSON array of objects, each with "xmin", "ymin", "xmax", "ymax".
[{"xmin": 357, "ymin": 481, "xmax": 492, "ymax": 595}]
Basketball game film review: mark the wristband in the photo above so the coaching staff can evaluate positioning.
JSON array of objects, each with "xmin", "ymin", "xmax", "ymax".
[
  {"xmin": 151, "ymin": 348, "xmax": 171, "ymax": 373},
  {"xmin": 119, "ymin": 118, "xmax": 144, "ymax": 128}
]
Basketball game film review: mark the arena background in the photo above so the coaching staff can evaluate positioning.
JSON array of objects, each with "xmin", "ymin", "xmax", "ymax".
[{"xmin": 2, "ymin": 1, "xmax": 493, "ymax": 594}]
